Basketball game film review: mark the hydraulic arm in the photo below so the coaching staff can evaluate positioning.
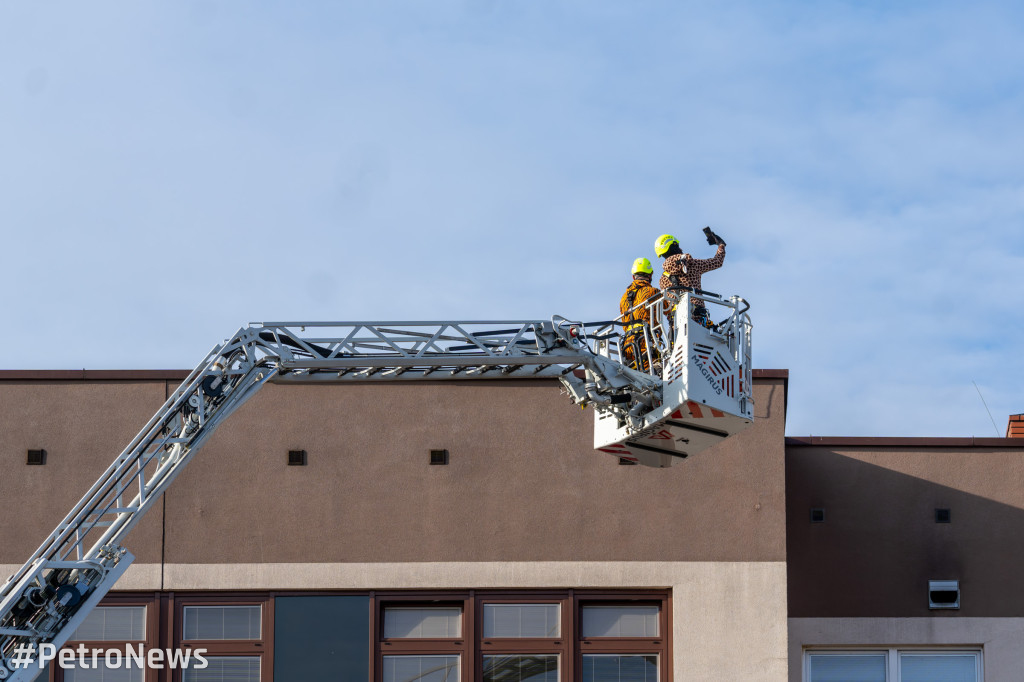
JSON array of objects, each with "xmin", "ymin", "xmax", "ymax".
[
  {"xmin": 0, "ymin": 316, "xmax": 659, "ymax": 679},
  {"xmin": 0, "ymin": 292, "xmax": 751, "ymax": 679}
]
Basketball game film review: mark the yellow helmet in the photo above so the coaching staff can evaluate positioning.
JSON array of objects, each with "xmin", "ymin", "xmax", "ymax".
[
  {"xmin": 654, "ymin": 234, "xmax": 678, "ymax": 257},
  {"xmin": 631, "ymin": 257, "xmax": 653, "ymax": 276}
]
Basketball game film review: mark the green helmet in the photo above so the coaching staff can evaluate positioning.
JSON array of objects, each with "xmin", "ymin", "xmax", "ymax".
[
  {"xmin": 631, "ymin": 257, "xmax": 653, "ymax": 276},
  {"xmin": 654, "ymin": 234, "xmax": 678, "ymax": 257}
]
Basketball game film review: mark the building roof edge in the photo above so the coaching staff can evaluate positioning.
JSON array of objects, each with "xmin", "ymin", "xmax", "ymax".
[{"xmin": 785, "ymin": 435, "xmax": 1024, "ymax": 448}]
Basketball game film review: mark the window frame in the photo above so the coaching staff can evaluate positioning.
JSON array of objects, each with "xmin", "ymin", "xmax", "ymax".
[
  {"xmin": 576, "ymin": 594, "xmax": 667, "ymax": 682},
  {"xmin": 803, "ymin": 647, "xmax": 984, "ymax": 682},
  {"xmin": 579, "ymin": 652, "xmax": 661, "ymax": 682},
  {"xmin": 374, "ymin": 589, "xmax": 670, "ymax": 682},
  {"xmin": 179, "ymin": 655, "xmax": 264, "ymax": 682},
  {"xmin": 55, "ymin": 594, "xmax": 160, "ymax": 682},
  {"xmin": 382, "ymin": 604, "xmax": 465, "ymax": 640},
  {"xmin": 578, "ymin": 602, "xmax": 662, "ymax": 643},
  {"xmin": 172, "ymin": 593, "xmax": 273, "ymax": 682},
  {"xmin": 375, "ymin": 594, "xmax": 470, "ymax": 682},
  {"xmin": 480, "ymin": 652, "xmax": 561, "ymax": 682},
  {"xmin": 380, "ymin": 653, "xmax": 462, "ymax": 682},
  {"xmin": 44, "ymin": 589, "xmax": 669, "ymax": 682},
  {"xmin": 478, "ymin": 595, "xmax": 570, "ymax": 681}
]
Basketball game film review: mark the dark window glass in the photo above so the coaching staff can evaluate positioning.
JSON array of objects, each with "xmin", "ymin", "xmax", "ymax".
[
  {"xmin": 274, "ymin": 595, "xmax": 370, "ymax": 682},
  {"xmin": 482, "ymin": 654, "xmax": 558, "ymax": 681}
]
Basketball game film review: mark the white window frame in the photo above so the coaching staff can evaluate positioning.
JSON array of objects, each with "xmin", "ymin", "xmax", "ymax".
[{"xmin": 804, "ymin": 648, "xmax": 983, "ymax": 681}]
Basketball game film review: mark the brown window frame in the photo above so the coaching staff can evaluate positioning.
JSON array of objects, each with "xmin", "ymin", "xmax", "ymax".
[
  {"xmin": 46, "ymin": 587, "xmax": 668, "ymax": 681},
  {"xmin": 577, "ymin": 594, "xmax": 670, "ymax": 682},
  {"xmin": 172, "ymin": 592, "xmax": 273, "ymax": 682},
  {"xmin": 478, "ymin": 595, "xmax": 570, "ymax": 681},
  {"xmin": 376, "ymin": 594, "xmax": 470, "ymax": 682},
  {"xmin": 54, "ymin": 593, "xmax": 160, "ymax": 682},
  {"xmin": 373, "ymin": 589, "xmax": 670, "ymax": 682}
]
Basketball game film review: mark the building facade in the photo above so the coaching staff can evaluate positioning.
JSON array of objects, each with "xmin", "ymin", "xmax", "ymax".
[{"xmin": 0, "ymin": 370, "xmax": 1020, "ymax": 681}]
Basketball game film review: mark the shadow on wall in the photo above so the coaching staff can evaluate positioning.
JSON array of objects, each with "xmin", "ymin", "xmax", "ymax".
[{"xmin": 787, "ymin": 448, "xmax": 1024, "ymax": 618}]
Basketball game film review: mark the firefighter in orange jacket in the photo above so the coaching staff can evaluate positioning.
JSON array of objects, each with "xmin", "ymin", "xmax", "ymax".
[{"xmin": 619, "ymin": 257, "xmax": 660, "ymax": 372}]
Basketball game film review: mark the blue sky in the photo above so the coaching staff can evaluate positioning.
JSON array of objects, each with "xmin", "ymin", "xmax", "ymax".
[{"xmin": 2, "ymin": 1, "xmax": 1022, "ymax": 437}]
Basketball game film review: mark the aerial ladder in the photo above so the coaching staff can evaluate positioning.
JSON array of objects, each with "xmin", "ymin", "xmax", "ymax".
[{"xmin": 0, "ymin": 287, "xmax": 751, "ymax": 680}]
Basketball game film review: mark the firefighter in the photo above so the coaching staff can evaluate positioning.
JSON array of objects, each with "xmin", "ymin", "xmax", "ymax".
[
  {"xmin": 619, "ymin": 257, "xmax": 660, "ymax": 372},
  {"xmin": 655, "ymin": 229, "xmax": 726, "ymax": 328}
]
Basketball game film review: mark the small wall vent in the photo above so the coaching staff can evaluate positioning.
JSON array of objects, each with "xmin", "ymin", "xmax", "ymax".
[
  {"xmin": 287, "ymin": 450, "xmax": 307, "ymax": 466},
  {"xmin": 928, "ymin": 580, "xmax": 960, "ymax": 609},
  {"xmin": 935, "ymin": 508, "xmax": 952, "ymax": 523},
  {"xmin": 810, "ymin": 508, "xmax": 825, "ymax": 523},
  {"xmin": 429, "ymin": 449, "xmax": 449, "ymax": 465},
  {"xmin": 27, "ymin": 449, "xmax": 47, "ymax": 466}
]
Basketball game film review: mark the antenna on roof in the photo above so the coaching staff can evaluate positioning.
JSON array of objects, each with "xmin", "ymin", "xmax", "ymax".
[{"xmin": 973, "ymin": 380, "xmax": 1000, "ymax": 437}]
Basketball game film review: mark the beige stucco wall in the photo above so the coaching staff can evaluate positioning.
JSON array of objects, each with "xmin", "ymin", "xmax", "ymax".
[
  {"xmin": 789, "ymin": 617, "xmax": 1024, "ymax": 681},
  {"xmin": 161, "ymin": 378, "xmax": 788, "ymax": 565},
  {"xmin": 0, "ymin": 560, "xmax": 787, "ymax": 681},
  {"xmin": 0, "ymin": 381, "xmax": 167, "ymax": 563},
  {"xmin": 1, "ymin": 377, "xmax": 788, "ymax": 567}
]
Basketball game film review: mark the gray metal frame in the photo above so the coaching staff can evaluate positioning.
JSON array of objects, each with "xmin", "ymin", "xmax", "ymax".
[{"xmin": 0, "ymin": 317, "xmax": 652, "ymax": 679}]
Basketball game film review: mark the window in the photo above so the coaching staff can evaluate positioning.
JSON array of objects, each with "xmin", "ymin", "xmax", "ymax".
[
  {"xmin": 183, "ymin": 606, "xmax": 261, "ymax": 640},
  {"xmin": 899, "ymin": 652, "xmax": 980, "ymax": 681},
  {"xmin": 382, "ymin": 655, "xmax": 459, "ymax": 682},
  {"xmin": 379, "ymin": 602, "xmax": 466, "ymax": 682},
  {"xmin": 483, "ymin": 604, "xmax": 560, "ymax": 638},
  {"xmin": 181, "ymin": 656, "xmax": 260, "ymax": 682},
  {"xmin": 178, "ymin": 598, "xmax": 269, "ymax": 682},
  {"xmin": 482, "ymin": 654, "xmax": 558, "ymax": 682},
  {"xmin": 579, "ymin": 602, "xmax": 663, "ymax": 682},
  {"xmin": 70, "ymin": 607, "xmax": 147, "ymax": 642},
  {"xmin": 62, "ymin": 661, "xmax": 144, "ymax": 682},
  {"xmin": 807, "ymin": 653, "xmax": 887, "ymax": 681},
  {"xmin": 57, "ymin": 601, "xmax": 154, "ymax": 682},
  {"xmin": 376, "ymin": 591, "xmax": 667, "ymax": 681},
  {"xmin": 806, "ymin": 650, "xmax": 982, "ymax": 682},
  {"xmin": 383, "ymin": 607, "xmax": 462, "ymax": 638},
  {"xmin": 273, "ymin": 595, "xmax": 370, "ymax": 680},
  {"xmin": 55, "ymin": 590, "xmax": 664, "ymax": 682},
  {"xmin": 580, "ymin": 655, "xmax": 658, "ymax": 682},
  {"xmin": 480, "ymin": 600, "xmax": 565, "ymax": 681},
  {"xmin": 580, "ymin": 606, "xmax": 658, "ymax": 638}
]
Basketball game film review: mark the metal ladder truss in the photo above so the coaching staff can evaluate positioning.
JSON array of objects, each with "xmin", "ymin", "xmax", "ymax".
[{"xmin": 0, "ymin": 317, "xmax": 657, "ymax": 679}]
